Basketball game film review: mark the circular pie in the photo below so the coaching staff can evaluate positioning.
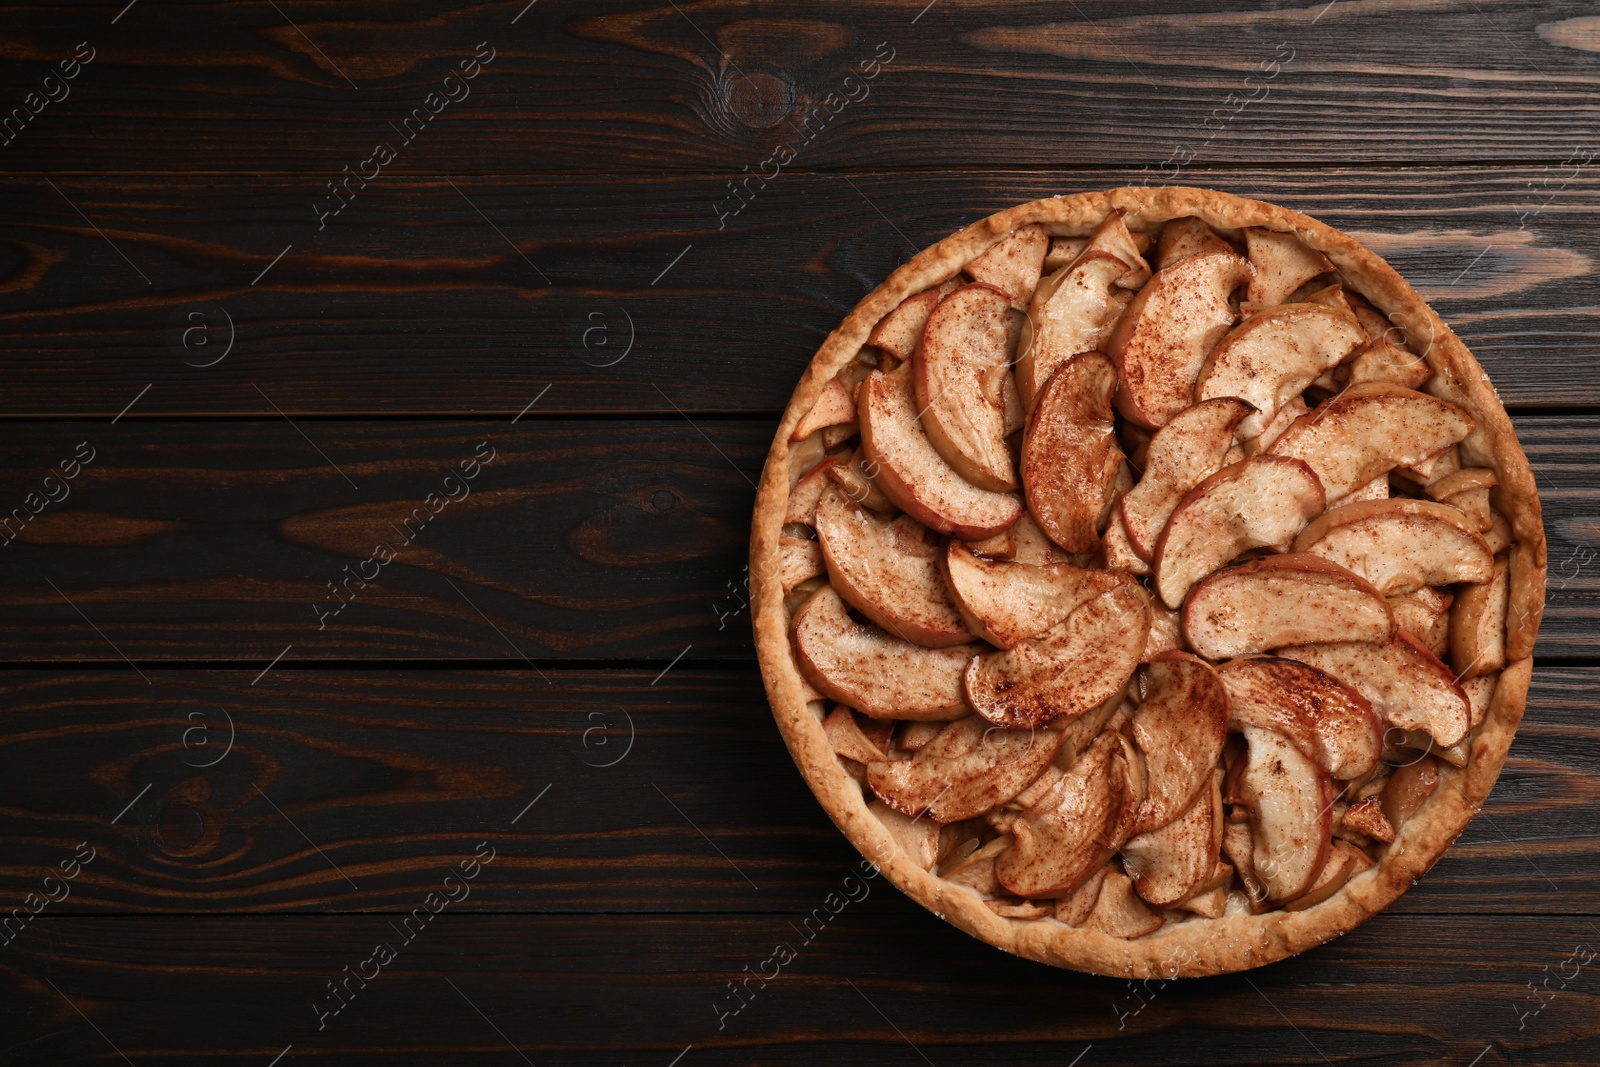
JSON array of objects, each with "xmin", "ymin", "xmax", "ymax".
[{"xmin": 749, "ymin": 187, "xmax": 1546, "ymax": 977}]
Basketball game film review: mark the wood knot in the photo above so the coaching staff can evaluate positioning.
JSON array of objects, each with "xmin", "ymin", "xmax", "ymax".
[{"xmin": 724, "ymin": 71, "xmax": 793, "ymax": 129}]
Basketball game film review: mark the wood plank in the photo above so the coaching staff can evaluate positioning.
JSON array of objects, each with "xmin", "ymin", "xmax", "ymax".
[
  {"xmin": 0, "ymin": 415, "xmax": 1594, "ymax": 661},
  {"xmin": 2, "ymin": 1, "xmax": 1600, "ymax": 173},
  {"xmin": 0, "ymin": 666, "xmax": 1592, "ymax": 915},
  {"xmin": 1, "ymin": 167, "xmax": 1597, "ymax": 416},
  {"xmin": 0, "ymin": 420, "xmax": 767, "ymax": 661},
  {"xmin": 3, "ymin": 912, "xmax": 1598, "ymax": 1064}
]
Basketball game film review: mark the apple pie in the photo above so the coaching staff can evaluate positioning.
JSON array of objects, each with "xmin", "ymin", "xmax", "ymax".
[{"xmin": 750, "ymin": 187, "xmax": 1545, "ymax": 977}]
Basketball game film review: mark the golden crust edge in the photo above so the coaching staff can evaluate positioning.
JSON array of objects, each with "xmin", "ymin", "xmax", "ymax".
[{"xmin": 749, "ymin": 186, "xmax": 1546, "ymax": 978}]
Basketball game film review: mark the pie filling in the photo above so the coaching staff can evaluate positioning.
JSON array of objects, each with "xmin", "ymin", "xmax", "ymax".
[{"xmin": 779, "ymin": 209, "xmax": 1520, "ymax": 936}]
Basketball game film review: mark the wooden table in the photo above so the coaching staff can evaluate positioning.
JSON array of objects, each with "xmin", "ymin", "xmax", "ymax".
[{"xmin": 0, "ymin": 2, "xmax": 1597, "ymax": 1063}]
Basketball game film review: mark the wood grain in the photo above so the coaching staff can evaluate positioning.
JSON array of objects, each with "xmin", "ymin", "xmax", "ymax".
[
  {"xmin": 0, "ymin": 667, "xmax": 1591, "ymax": 915},
  {"xmin": 0, "ymin": 415, "xmax": 1593, "ymax": 661},
  {"xmin": 1, "ymin": 1, "xmax": 1599, "ymax": 173},
  {"xmin": 0, "ymin": 168, "xmax": 1597, "ymax": 416},
  {"xmin": 0, "ymin": 420, "xmax": 766, "ymax": 661},
  {"xmin": 4, "ymin": 912, "xmax": 1597, "ymax": 1065}
]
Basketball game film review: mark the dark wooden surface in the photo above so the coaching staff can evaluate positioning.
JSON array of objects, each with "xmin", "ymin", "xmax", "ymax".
[{"xmin": 1, "ymin": 1, "xmax": 1598, "ymax": 1064}]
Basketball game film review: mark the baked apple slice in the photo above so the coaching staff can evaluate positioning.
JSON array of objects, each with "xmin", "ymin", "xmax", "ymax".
[
  {"xmin": 1267, "ymin": 383, "xmax": 1475, "ymax": 501},
  {"xmin": 965, "ymin": 577, "xmax": 1149, "ymax": 729},
  {"xmin": 1195, "ymin": 303, "xmax": 1365, "ymax": 437},
  {"xmin": 1102, "ymin": 510, "xmax": 1152, "ymax": 576},
  {"xmin": 859, "ymin": 364, "xmax": 1022, "ymax": 538},
  {"xmin": 869, "ymin": 800, "xmax": 939, "ymax": 870},
  {"xmin": 1141, "ymin": 595, "xmax": 1183, "ymax": 661},
  {"xmin": 815, "ymin": 486, "xmax": 972, "ymax": 648},
  {"xmin": 1244, "ymin": 227, "xmax": 1334, "ymax": 306},
  {"xmin": 914, "ymin": 283, "xmax": 1018, "ymax": 491},
  {"xmin": 1083, "ymin": 869, "xmax": 1164, "ymax": 938},
  {"xmin": 829, "ymin": 446, "xmax": 896, "ymax": 515},
  {"xmin": 1233, "ymin": 725, "xmax": 1336, "ymax": 903},
  {"xmin": 1184, "ymin": 554, "xmax": 1396, "ymax": 659},
  {"xmin": 779, "ymin": 535, "xmax": 825, "ymax": 593},
  {"xmin": 1021, "ymin": 352, "xmax": 1124, "ymax": 553},
  {"xmin": 790, "ymin": 374, "xmax": 858, "ymax": 442},
  {"xmin": 1425, "ymin": 467, "xmax": 1497, "ymax": 532},
  {"xmin": 823, "ymin": 704, "xmax": 891, "ymax": 764},
  {"xmin": 1390, "ymin": 586, "xmax": 1454, "ymax": 658},
  {"xmin": 1126, "ymin": 651, "xmax": 1229, "ymax": 836},
  {"xmin": 1044, "ymin": 236, "xmax": 1088, "ymax": 272},
  {"xmin": 792, "ymin": 586, "xmax": 979, "ymax": 720},
  {"xmin": 995, "ymin": 730, "xmax": 1141, "ymax": 898},
  {"xmin": 1156, "ymin": 216, "xmax": 1235, "ymax": 269},
  {"xmin": 1279, "ymin": 632, "xmax": 1472, "ymax": 748},
  {"xmin": 1450, "ymin": 554, "xmax": 1510, "ymax": 680},
  {"xmin": 867, "ymin": 279, "xmax": 961, "ymax": 362},
  {"xmin": 1123, "ymin": 771, "xmax": 1223, "ymax": 907},
  {"xmin": 1344, "ymin": 338, "xmax": 1431, "ymax": 391},
  {"xmin": 1216, "ymin": 657, "xmax": 1382, "ymax": 780},
  {"xmin": 1291, "ymin": 498, "xmax": 1494, "ymax": 596},
  {"xmin": 1282, "ymin": 840, "xmax": 1363, "ymax": 912},
  {"xmin": 1008, "ymin": 511, "xmax": 1069, "ymax": 566},
  {"xmin": 1153, "ymin": 455, "xmax": 1326, "ymax": 609},
  {"xmin": 940, "ymin": 539, "xmax": 1125, "ymax": 648},
  {"xmin": 1108, "ymin": 247, "xmax": 1253, "ymax": 428},
  {"xmin": 868, "ymin": 714, "xmax": 1067, "ymax": 824},
  {"xmin": 964, "ymin": 224, "xmax": 1048, "ymax": 309},
  {"xmin": 1120, "ymin": 397, "xmax": 1255, "ymax": 561},
  {"xmin": 1015, "ymin": 212, "xmax": 1149, "ymax": 408},
  {"xmin": 785, "ymin": 453, "xmax": 845, "ymax": 526}
]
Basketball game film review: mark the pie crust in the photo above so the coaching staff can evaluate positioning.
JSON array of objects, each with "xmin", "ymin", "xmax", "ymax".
[{"xmin": 749, "ymin": 187, "xmax": 1546, "ymax": 977}]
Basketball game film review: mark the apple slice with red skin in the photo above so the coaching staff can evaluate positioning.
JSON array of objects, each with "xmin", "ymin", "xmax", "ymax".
[
  {"xmin": 1021, "ymin": 352, "xmax": 1124, "ymax": 554},
  {"xmin": 1120, "ymin": 397, "xmax": 1255, "ymax": 561},
  {"xmin": 1216, "ymin": 657, "xmax": 1382, "ymax": 780},
  {"xmin": 914, "ymin": 282, "xmax": 1018, "ymax": 491},
  {"xmin": 965, "ymin": 576, "xmax": 1149, "ymax": 730},
  {"xmin": 867, "ymin": 279, "xmax": 961, "ymax": 362},
  {"xmin": 1282, "ymin": 840, "xmax": 1361, "ymax": 912},
  {"xmin": 939, "ymin": 539, "xmax": 1126, "ymax": 649},
  {"xmin": 815, "ymin": 485, "xmax": 972, "ymax": 648},
  {"xmin": 1243, "ymin": 227, "xmax": 1334, "ymax": 306},
  {"xmin": 1123, "ymin": 770, "xmax": 1223, "ymax": 907},
  {"xmin": 1267, "ymin": 382, "xmax": 1475, "ymax": 501},
  {"xmin": 868, "ymin": 714, "xmax": 1068, "ymax": 824},
  {"xmin": 1125, "ymin": 651, "xmax": 1229, "ymax": 836},
  {"xmin": 1153, "ymin": 455, "xmax": 1327, "ymax": 609},
  {"xmin": 1291, "ymin": 497, "xmax": 1494, "ymax": 596},
  {"xmin": 1279, "ymin": 631, "xmax": 1472, "ymax": 748},
  {"xmin": 1108, "ymin": 247, "xmax": 1253, "ymax": 429},
  {"xmin": 859, "ymin": 363, "xmax": 1022, "ymax": 539},
  {"xmin": 965, "ymin": 224, "xmax": 1048, "ymax": 309},
  {"xmin": 995, "ymin": 729, "xmax": 1142, "ymax": 898},
  {"xmin": 1195, "ymin": 303, "xmax": 1365, "ymax": 438},
  {"xmin": 1184, "ymin": 554, "xmax": 1396, "ymax": 660},
  {"xmin": 1015, "ymin": 212, "xmax": 1149, "ymax": 408},
  {"xmin": 792, "ymin": 586, "xmax": 980, "ymax": 720},
  {"xmin": 1233, "ymin": 725, "xmax": 1336, "ymax": 903}
]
